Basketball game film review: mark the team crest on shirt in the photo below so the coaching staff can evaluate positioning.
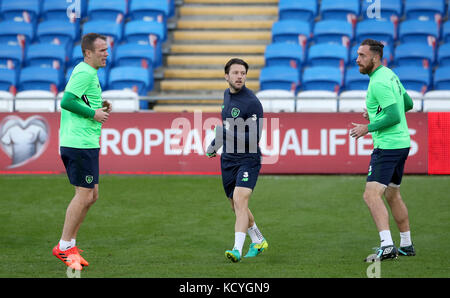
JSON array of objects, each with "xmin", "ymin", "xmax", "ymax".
[{"xmin": 231, "ymin": 107, "xmax": 240, "ymax": 118}]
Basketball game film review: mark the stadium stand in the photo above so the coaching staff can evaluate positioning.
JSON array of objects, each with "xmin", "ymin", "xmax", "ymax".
[
  {"xmin": 0, "ymin": 0, "xmax": 449, "ymax": 112},
  {"xmin": 296, "ymin": 90, "xmax": 338, "ymax": 112},
  {"xmin": 256, "ymin": 89, "xmax": 296, "ymax": 112},
  {"xmin": 14, "ymin": 90, "xmax": 56, "ymax": 112},
  {"xmin": 0, "ymin": 91, "xmax": 14, "ymax": 112}
]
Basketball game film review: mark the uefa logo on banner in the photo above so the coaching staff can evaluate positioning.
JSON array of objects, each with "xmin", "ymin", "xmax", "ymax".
[{"xmin": 0, "ymin": 115, "xmax": 50, "ymax": 169}]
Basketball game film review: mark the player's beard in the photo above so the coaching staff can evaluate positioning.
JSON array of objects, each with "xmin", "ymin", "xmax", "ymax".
[
  {"xmin": 228, "ymin": 80, "xmax": 244, "ymax": 92},
  {"xmin": 359, "ymin": 60, "xmax": 375, "ymax": 75}
]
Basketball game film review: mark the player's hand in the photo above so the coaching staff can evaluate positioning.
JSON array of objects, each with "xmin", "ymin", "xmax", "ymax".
[
  {"xmin": 94, "ymin": 108, "xmax": 109, "ymax": 123},
  {"xmin": 362, "ymin": 108, "xmax": 369, "ymax": 121},
  {"xmin": 206, "ymin": 144, "xmax": 216, "ymax": 158},
  {"xmin": 102, "ymin": 100, "xmax": 112, "ymax": 113},
  {"xmin": 350, "ymin": 122, "xmax": 368, "ymax": 139}
]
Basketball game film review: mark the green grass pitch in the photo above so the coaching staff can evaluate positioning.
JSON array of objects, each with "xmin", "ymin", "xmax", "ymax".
[{"xmin": 0, "ymin": 174, "xmax": 448, "ymax": 278}]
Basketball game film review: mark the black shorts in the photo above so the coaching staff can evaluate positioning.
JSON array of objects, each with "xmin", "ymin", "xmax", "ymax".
[
  {"xmin": 221, "ymin": 156, "xmax": 261, "ymax": 199},
  {"xmin": 367, "ymin": 148, "xmax": 410, "ymax": 187},
  {"xmin": 60, "ymin": 147, "xmax": 99, "ymax": 189}
]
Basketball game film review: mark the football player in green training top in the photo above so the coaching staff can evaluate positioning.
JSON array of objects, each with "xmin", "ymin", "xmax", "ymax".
[
  {"xmin": 53, "ymin": 33, "xmax": 111, "ymax": 271},
  {"xmin": 350, "ymin": 39, "xmax": 416, "ymax": 262}
]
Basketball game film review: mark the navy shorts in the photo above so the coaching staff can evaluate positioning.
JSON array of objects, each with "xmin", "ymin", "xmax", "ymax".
[
  {"xmin": 367, "ymin": 148, "xmax": 410, "ymax": 187},
  {"xmin": 221, "ymin": 156, "xmax": 261, "ymax": 199},
  {"xmin": 60, "ymin": 147, "xmax": 99, "ymax": 189}
]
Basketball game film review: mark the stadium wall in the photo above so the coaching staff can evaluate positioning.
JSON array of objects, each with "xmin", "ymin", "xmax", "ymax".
[{"xmin": 0, "ymin": 112, "xmax": 448, "ymax": 175}]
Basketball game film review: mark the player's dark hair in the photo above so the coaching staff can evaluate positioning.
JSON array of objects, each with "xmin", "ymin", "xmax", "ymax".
[
  {"xmin": 81, "ymin": 33, "xmax": 107, "ymax": 56},
  {"xmin": 360, "ymin": 38, "xmax": 384, "ymax": 59},
  {"xmin": 224, "ymin": 58, "xmax": 249, "ymax": 74}
]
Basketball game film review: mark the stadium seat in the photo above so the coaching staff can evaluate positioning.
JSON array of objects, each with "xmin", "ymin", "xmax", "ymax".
[
  {"xmin": 393, "ymin": 66, "xmax": 431, "ymax": 93},
  {"xmin": 114, "ymin": 43, "xmax": 155, "ymax": 70},
  {"xmin": 361, "ymin": 0, "xmax": 402, "ymax": 21},
  {"xmin": 338, "ymin": 90, "xmax": 367, "ymax": 112},
  {"xmin": 271, "ymin": 20, "xmax": 311, "ymax": 49},
  {"xmin": 404, "ymin": 0, "xmax": 445, "ymax": 22},
  {"xmin": 437, "ymin": 43, "xmax": 450, "ymax": 66},
  {"xmin": 399, "ymin": 20, "xmax": 439, "ymax": 47},
  {"xmin": 123, "ymin": 20, "xmax": 165, "ymax": 67},
  {"xmin": 344, "ymin": 66, "xmax": 369, "ymax": 91},
  {"xmin": 302, "ymin": 66, "xmax": 343, "ymax": 92},
  {"xmin": 18, "ymin": 66, "xmax": 62, "ymax": 93},
  {"xmin": 0, "ymin": 44, "xmax": 23, "ymax": 71},
  {"xmin": 0, "ymin": 20, "xmax": 34, "ymax": 48},
  {"xmin": 355, "ymin": 19, "xmax": 396, "ymax": 47},
  {"xmin": 129, "ymin": 0, "xmax": 169, "ymax": 41},
  {"xmin": 312, "ymin": 20, "xmax": 353, "ymax": 47},
  {"xmin": 395, "ymin": 43, "xmax": 435, "ymax": 68},
  {"xmin": 0, "ymin": 91, "xmax": 14, "ymax": 112},
  {"xmin": 0, "ymin": 0, "xmax": 41, "ymax": 24},
  {"xmin": 36, "ymin": 19, "xmax": 79, "ymax": 52},
  {"xmin": 433, "ymin": 66, "xmax": 450, "ymax": 90},
  {"xmin": 319, "ymin": 0, "xmax": 359, "ymax": 23},
  {"xmin": 296, "ymin": 90, "xmax": 338, "ymax": 112},
  {"xmin": 264, "ymin": 42, "xmax": 304, "ymax": 75},
  {"xmin": 259, "ymin": 65, "xmax": 300, "ymax": 93},
  {"xmin": 101, "ymin": 90, "xmax": 140, "ymax": 112},
  {"xmin": 14, "ymin": 90, "xmax": 56, "ymax": 112},
  {"xmin": 255, "ymin": 89, "xmax": 296, "ymax": 112},
  {"xmin": 108, "ymin": 66, "xmax": 153, "ymax": 96},
  {"xmin": 42, "ymin": 0, "xmax": 88, "ymax": 21},
  {"xmin": 87, "ymin": 0, "xmax": 128, "ymax": 22},
  {"xmin": 25, "ymin": 43, "xmax": 67, "ymax": 71},
  {"xmin": 442, "ymin": 21, "xmax": 450, "ymax": 43},
  {"xmin": 278, "ymin": 0, "xmax": 317, "ymax": 24},
  {"xmin": 422, "ymin": 90, "xmax": 450, "ymax": 111},
  {"xmin": 82, "ymin": 20, "xmax": 123, "ymax": 47},
  {"xmin": 0, "ymin": 68, "xmax": 17, "ymax": 93},
  {"xmin": 350, "ymin": 43, "xmax": 393, "ymax": 67},
  {"xmin": 306, "ymin": 43, "xmax": 348, "ymax": 68}
]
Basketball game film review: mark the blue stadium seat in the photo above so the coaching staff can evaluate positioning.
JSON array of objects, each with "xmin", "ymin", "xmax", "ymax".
[
  {"xmin": 302, "ymin": 66, "xmax": 342, "ymax": 92},
  {"xmin": 271, "ymin": 20, "xmax": 311, "ymax": 49},
  {"xmin": 124, "ymin": 20, "xmax": 165, "ymax": 67},
  {"xmin": 259, "ymin": 65, "xmax": 300, "ymax": 93},
  {"xmin": 399, "ymin": 20, "xmax": 439, "ymax": 46},
  {"xmin": 395, "ymin": 42, "xmax": 434, "ymax": 68},
  {"xmin": 442, "ymin": 21, "xmax": 450, "ymax": 43},
  {"xmin": 87, "ymin": 0, "xmax": 128, "ymax": 22},
  {"xmin": 0, "ymin": 44, "xmax": 23, "ymax": 71},
  {"xmin": 0, "ymin": 20, "xmax": 34, "ymax": 48},
  {"xmin": 361, "ymin": 0, "xmax": 402, "ymax": 21},
  {"xmin": 393, "ymin": 66, "xmax": 431, "ymax": 92},
  {"xmin": 82, "ymin": 20, "xmax": 123, "ymax": 45},
  {"xmin": 42, "ymin": 0, "xmax": 88, "ymax": 21},
  {"xmin": 344, "ymin": 66, "xmax": 369, "ymax": 90},
  {"xmin": 319, "ymin": 0, "xmax": 360, "ymax": 21},
  {"xmin": 18, "ymin": 66, "xmax": 63, "ymax": 92},
  {"xmin": 356, "ymin": 19, "xmax": 396, "ymax": 47},
  {"xmin": 278, "ymin": 0, "xmax": 317, "ymax": 24},
  {"xmin": 306, "ymin": 43, "xmax": 348, "ymax": 68},
  {"xmin": 350, "ymin": 44, "xmax": 394, "ymax": 67},
  {"xmin": 0, "ymin": 68, "xmax": 17, "ymax": 92},
  {"xmin": 433, "ymin": 66, "xmax": 450, "ymax": 89},
  {"xmin": 114, "ymin": 43, "xmax": 155, "ymax": 70},
  {"xmin": 0, "ymin": 0, "xmax": 41, "ymax": 24},
  {"xmin": 264, "ymin": 42, "xmax": 304, "ymax": 74},
  {"xmin": 108, "ymin": 66, "xmax": 153, "ymax": 95},
  {"xmin": 404, "ymin": 0, "xmax": 445, "ymax": 21},
  {"xmin": 25, "ymin": 43, "xmax": 67, "ymax": 71},
  {"xmin": 129, "ymin": 0, "xmax": 170, "ymax": 41},
  {"xmin": 437, "ymin": 43, "xmax": 450, "ymax": 66},
  {"xmin": 313, "ymin": 20, "xmax": 353, "ymax": 46},
  {"xmin": 36, "ymin": 19, "xmax": 79, "ymax": 52}
]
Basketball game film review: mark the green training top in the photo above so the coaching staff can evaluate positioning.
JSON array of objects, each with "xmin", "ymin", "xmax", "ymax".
[
  {"xmin": 366, "ymin": 65, "xmax": 410, "ymax": 149},
  {"xmin": 60, "ymin": 62, "xmax": 103, "ymax": 148}
]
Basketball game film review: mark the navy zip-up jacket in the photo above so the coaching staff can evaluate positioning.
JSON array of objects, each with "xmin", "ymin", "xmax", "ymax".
[{"xmin": 210, "ymin": 85, "xmax": 264, "ymax": 162}]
